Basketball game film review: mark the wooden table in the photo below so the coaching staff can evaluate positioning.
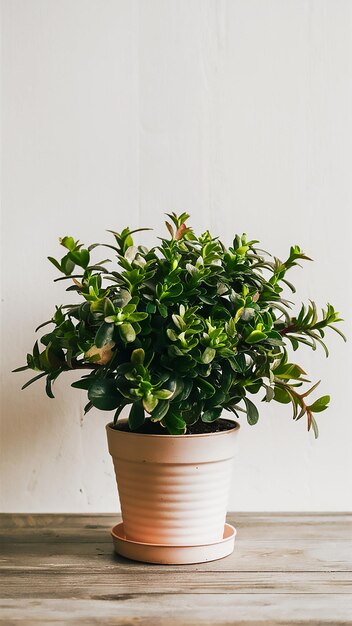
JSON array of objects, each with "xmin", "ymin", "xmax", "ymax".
[{"xmin": 1, "ymin": 513, "xmax": 351, "ymax": 625}]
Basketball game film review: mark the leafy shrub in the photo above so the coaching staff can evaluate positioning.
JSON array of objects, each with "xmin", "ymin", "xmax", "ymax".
[{"xmin": 15, "ymin": 213, "xmax": 345, "ymax": 437}]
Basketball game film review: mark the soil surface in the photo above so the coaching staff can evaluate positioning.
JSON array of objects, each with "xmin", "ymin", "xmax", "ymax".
[{"xmin": 112, "ymin": 417, "xmax": 238, "ymax": 435}]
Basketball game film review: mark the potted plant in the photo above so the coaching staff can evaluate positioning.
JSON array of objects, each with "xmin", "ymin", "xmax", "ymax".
[{"xmin": 15, "ymin": 213, "xmax": 345, "ymax": 564}]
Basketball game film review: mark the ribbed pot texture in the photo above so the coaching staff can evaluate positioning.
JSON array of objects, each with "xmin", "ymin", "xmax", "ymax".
[{"xmin": 106, "ymin": 419, "xmax": 240, "ymax": 546}]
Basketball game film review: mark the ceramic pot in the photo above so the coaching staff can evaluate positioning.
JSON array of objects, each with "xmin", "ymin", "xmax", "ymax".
[{"xmin": 106, "ymin": 419, "xmax": 239, "ymax": 546}]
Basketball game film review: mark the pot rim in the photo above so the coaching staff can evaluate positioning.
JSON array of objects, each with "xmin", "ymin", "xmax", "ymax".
[{"xmin": 106, "ymin": 418, "xmax": 240, "ymax": 439}]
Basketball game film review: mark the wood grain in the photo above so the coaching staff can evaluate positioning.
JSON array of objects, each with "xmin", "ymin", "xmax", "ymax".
[
  {"xmin": 1, "ymin": 595, "xmax": 352, "ymax": 626},
  {"xmin": 0, "ymin": 513, "xmax": 351, "ymax": 624}
]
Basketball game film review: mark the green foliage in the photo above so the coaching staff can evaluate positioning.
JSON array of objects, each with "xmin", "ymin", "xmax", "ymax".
[{"xmin": 14, "ymin": 213, "xmax": 346, "ymax": 437}]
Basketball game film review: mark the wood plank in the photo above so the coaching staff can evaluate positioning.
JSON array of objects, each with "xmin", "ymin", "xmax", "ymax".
[
  {"xmin": 1, "ymin": 514, "xmax": 351, "ymax": 573},
  {"xmin": 1, "ymin": 514, "xmax": 351, "ymax": 624},
  {"xmin": 1, "ymin": 594, "xmax": 352, "ymax": 626},
  {"xmin": 1, "ymin": 512, "xmax": 351, "ymax": 529},
  {"xmin": 1, "ymin": 512, "xmax": 350, "ymax": 541},
  {"xmin": 1, "ymin": 540, "xmax": 351, "ymax": 573},
  {"xmin": 1, "ymin": 571, "xmax": 351, "ymax": 598}
]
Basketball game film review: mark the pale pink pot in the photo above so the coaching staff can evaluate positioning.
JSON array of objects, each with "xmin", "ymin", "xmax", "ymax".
[{"xmin": 106, "ymin": 419, "xmax": 240, "ymax": 546}]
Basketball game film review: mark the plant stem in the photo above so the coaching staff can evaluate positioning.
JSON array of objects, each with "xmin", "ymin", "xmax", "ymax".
[{"xmin": 279, "ymin": 324, "xmax": 297, "ymax": 336}]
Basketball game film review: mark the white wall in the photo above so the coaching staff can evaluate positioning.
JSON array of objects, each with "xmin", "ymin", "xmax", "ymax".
[{"xmin": 1, "ymin": 0, "xmax": 351, "ymax": 513}]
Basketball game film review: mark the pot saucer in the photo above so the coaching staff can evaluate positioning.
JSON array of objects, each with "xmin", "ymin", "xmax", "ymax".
[{"xmin": 111, "ymin": 522, "xmax": 236, "ymax": 564}]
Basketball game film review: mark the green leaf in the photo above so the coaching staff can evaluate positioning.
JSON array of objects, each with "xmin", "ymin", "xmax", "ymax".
[
  {"xmin": 274, "ymin": 362, "xmax": 306, "ymax": 381},
  {"xmin": 162, "ymin": 283, "xmax": 183, "ymax": 299},
  {"xmin": 119, "ymin": 323, "xmax": 136, "ymax": 343},
  {"xmin": 273, "ymin": 386, "xmax": 291, "ymax": 404},
  {"xmin": 128, "ymin": 401, "xmax": 145, "ymax": 430},
  {"xmin": 80, "ymin": 249, "xmax": 90, "ymax": 268},
  {"xmin": 48, "ymin": 256, "xmax": 62, "ymax": 272},
  {"xmin": 162, "ymin": 413, "xmax": 187, "ymax": 435},
  {"xmin": 112, "ymin": 403, "xmax": 128, "ymax": 425},
  {"xmin": 174, "ymin": 379, "xmax": 193, "ymax": 402},
  {"xmin": 311, "ymin": 415, "xmax": 319, "ymax": 438},
  {"xmin": 330, "ymin": 325, "xmax": 347, "ymax": 341},
  {"xmin": 69, "ymin": 250, "xmax": 84, "ymax": 266},
  {"xmin": 35, "ymin": 319, "xmax": 54, "ymax": 333},
  {"xmin": 45, "ymin": 376, "xmax": 55, "ymax": 399},
  {"xmin": 172, "ymin": 314, "xmax": 185, "ymax": 330},
  {"xmin": 158, "ymin": 303, "xmax": 168, "ymax": 317},
  {"xmin": 103, "ymin": 298, "xmax": 115, "ymax": 318},
  {"xmin": 21, "ymin": 372, "xmax": 47, "ymax": 390},
  {"xmin": 167, "ymin": 328, "xmax": 178, "ymax": 341},
  {"xmin": 207, "ymin": 390, "xmax": 226, "ymax": 408},
  {"xmin": 246, "ymin": 330, "xmax": 267, "ymax": 344},
  {"xmin": 128, "ymin": 312, "xmax": 148, "ymax": 322},
  {"xmin": 197, "ymin": 378, "xmax": 215, "ymax": 399},
  {"xmin": 61, "ymin": 255, "xmax": 75, "ymax": 275},
  {"xmin": 246, "ymin": 380, "xmax": 262, "ymax": 394},
  {"xmin": 220, "ymin": 364, "xmax": 233, "ymax": 393},
  {"xmin": 168, "ymin": 345, "xmax": 184, "ymax": 357},
  {"xmin": 88, "ymin": 379, "xmax": 120, "ymax": 411},
  {"xmin": 151, "ymin": 400, "xmax": 170, "ymax": 422},
  {"xmin": 153, "ymin": 387, "xmax": 175, "ymax": 400},
  {"xmin": 264, "ymin": 385, "xmax": 275, "ymax": 402},
  {"xmin": 308, "ymin": 395, "xmax": 330, "ymax": 413},
  {"xmin": 288, "ymin": 336, "xmax": 299, "ymax": 351},
  {"xmin": 201, "ymin": 407, "xmax": 222, "ymax": 423},
  {"xmin": 60, "ymin": 236, "xmax": 76, "ymax": 251},
  {"xmin": 202, "ymin": 347, "xmax": 216, "ymax": 364},
  {"xmin": 94, "ymin": 322, "xmax": 115, "ymax": 348},
  {"xmin": 182, "ymin": 403, "xmax": 202, "ymax": 425},
  {"xmin": 143, "ymin": 392, "xmax": 158, "ymax": 413},
  {"xmin": 114, "ymin": 289, "xmax": 132, "ymax": 308},
  {"xmin": 230, "ymin": 353, "xmax": 248, "ymax": 374},
  {"xmin": 131, "ymin": 348, "xmax": 145, "ymax": 366},
  {"xmin": 12, "ymin": 365, "xmax": 30, "ymax": 373},
  {"xmin": 244, "ymin": 397, "xmax": 259, "ymax": 425},
  {"xmin": 71, "ymin": 378, "xmax": 93, "ymax": 391},
  {"xmin": 84, "ymin": 401, "xmax": 94, "ymax": 414},
  {"xmin": 165, "ymin": 377, "xmax": 178, "ymax": 393}
]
